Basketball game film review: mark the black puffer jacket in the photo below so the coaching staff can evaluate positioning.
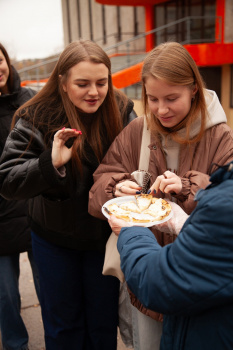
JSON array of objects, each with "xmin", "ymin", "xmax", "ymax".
[
  {"xmin": 0, "ymin": 96, "xmax": 136, "ymax": 252},
  {"xmin": 0, "ymin": 66, "xmax": 36, "ymax": 255}
]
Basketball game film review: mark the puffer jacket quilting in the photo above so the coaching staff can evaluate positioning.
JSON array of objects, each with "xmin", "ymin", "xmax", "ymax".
[
  {"xmin": 117, "ymin": 162, "xmax": 233, "ymax": 349},
  {"xmin": 0, "ymin": 98, "xmax": 136, "ymax": 252},
  {"xmin": 89, "ymin": 110, "xmax": 233, "ymax": 319}
]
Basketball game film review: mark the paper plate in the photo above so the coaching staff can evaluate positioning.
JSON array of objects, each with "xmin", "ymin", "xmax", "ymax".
[{"xmin": 101, "ymin": 195, "xmax": 173, "ymax": 227}]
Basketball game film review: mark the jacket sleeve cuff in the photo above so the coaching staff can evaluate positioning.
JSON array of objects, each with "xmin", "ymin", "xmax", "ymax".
[
  {"xmin": 173, "ymin": 177, "xmax": 190, "ymax": 201},
  {"xmin": 54, "ymin": 165, "xmax": 66, "ymax": 177},
  {"xmin": 39, "ymin": 149, "xmax": 66, "ymax": 187},
  {"xmin": 117, "ymin": 226, "xmax": 155, "ymax": 252}
]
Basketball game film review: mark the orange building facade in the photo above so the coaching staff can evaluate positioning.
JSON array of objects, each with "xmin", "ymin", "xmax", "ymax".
[{"xmin": 93, "ymin": 0, "xmax": 233, "ymax": 127}]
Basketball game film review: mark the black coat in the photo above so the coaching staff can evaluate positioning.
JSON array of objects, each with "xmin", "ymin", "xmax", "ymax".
[
  {"xmin": 0, "ymin": 93, "xmax": 136, "ymax": 252},
  {"xmin": 0, "ymin": 66, "xmax": 36, "ymax": 255}
]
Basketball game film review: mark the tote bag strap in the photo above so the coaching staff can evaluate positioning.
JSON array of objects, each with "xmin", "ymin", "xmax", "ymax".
[{"xmin": 139, "ymin": 117, "xmax": 151, "ymax": 171}]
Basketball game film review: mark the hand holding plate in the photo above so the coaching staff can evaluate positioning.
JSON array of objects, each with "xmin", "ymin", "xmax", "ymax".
[{"xmin": 108, "ymin": 215, "xmax": 131, "ymax": 236}]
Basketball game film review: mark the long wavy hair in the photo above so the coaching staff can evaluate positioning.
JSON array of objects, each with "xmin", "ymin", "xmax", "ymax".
[
  {"xmin": 13, "ymin": 40, "xmax": 127, "ymax": 171},
  {"xmin": 0, "ymin": 43, "xmax": 14, "ymax": 93},
  {"xmin": 141, "ymin": 42, "xmax": 207, "ymax": 145}
]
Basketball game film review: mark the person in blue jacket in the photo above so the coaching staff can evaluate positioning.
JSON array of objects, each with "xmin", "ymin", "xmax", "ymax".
[{"xmin": 108, "ymin": 161, "xmax": 233, "ymax": 350}]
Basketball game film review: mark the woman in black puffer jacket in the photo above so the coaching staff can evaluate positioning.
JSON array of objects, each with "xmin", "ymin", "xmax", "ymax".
[
  {"xmin": 0, "ymin": 40, "xmax": 137, "ymax": 350},
  {"xmin": 0, "ymin": 43, "xmax": 40, "ymax": 350}
]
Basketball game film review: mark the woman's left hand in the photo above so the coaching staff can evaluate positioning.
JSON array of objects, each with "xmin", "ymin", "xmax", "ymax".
[
  {"xmin": 150, "ymin": 170, "xmax": 182, "ymax": 195},
  {"xmin": 108, "ymin": 215, "xmax": 131, "ymax": 236},
  {"xmin": 156, "ymin": 201, "xmax": 189, "ymax": 235},
  {"xmin": 115, "ymin": 180, "xmax": 142, "ymax": 197},
  {"xmin": 52, "ymin": 128, "xmax": 82, "ymax": 169}
]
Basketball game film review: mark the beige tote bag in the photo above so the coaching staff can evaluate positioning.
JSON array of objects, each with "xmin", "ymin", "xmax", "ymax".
[{"xmin": 102, "ymin": 117, "xmax": 151, "ymax": 282}]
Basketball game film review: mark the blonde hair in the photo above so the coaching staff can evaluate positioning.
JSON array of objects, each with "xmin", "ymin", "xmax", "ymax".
[{"xmin": 141, "ymin": 42, "xmax": 207, "ymax": 145}]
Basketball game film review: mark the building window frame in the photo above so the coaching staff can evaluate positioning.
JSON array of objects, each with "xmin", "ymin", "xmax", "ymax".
[
  {"xmin": 88, "ymin": 0, "xmax": 93, "ymax": 41},
  {"xmin": 155, "ymin": 0, "xmax": 216, "ymax": 45},
  {"xmin": 117, "ymin": 7, "xmax": 121, "ymax": 42},
  {"xmin": 66, "ymin": 0, "xmax": 72, "ymax": 43},
  {"xmin": 77, "ymin": 0, "xmax": 82, "ymax": 39},
  {"xmin": 134, "ymin": 7, "xmax": 138, "ymax": 36},
  {"xmin": 230, "ymin": 65, "xmax": 233, "ymax": 108},
  {"xmin": 102, "ymin": 5, "xmax": 106, "ymax": 44}
]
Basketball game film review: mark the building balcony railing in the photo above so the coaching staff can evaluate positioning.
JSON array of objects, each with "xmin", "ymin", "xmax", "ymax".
[{"xmin": 18, "ymin": 15, "xmax": 221, "ymax": 91}]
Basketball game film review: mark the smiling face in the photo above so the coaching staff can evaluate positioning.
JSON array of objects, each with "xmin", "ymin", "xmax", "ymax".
[
  {"xmin": 62, "ymin": 60, "xmax": 109, "ymax": 114},
  {"xmin": 145, "ymin": 76, "xmax": 197, "ymax": 129},
  {"xmin": 0, "ymin": 50, "xmax": 10, "ymax": 94}
]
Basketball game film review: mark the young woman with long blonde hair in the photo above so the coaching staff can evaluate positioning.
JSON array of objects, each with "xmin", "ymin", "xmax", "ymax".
[{"xmin": 89, "ymin": 41, "xmax": 233, "ymax": 350}]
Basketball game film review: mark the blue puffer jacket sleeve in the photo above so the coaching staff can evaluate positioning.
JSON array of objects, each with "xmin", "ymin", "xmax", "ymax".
[{"xmin": 117, "ymin": 166, "xmax": 233, "ymax": 317}]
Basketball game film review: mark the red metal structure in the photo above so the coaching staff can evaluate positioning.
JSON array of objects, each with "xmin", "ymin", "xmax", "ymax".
[{"xmin": 95, "ymin": 0, "xmax": 233, "ymax": 89}]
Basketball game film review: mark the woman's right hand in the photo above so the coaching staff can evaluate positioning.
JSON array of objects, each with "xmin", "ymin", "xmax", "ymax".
[
  {"xmin": 52, "ymin": 128, "xmax": 82, "ymax": 169},
  {"xmin": 115, "ymin": 180, "xmax": 142, "ymax": 197},
  {"xmin": 149, "ymin": 170, "xmax": 182, "ymax": 195}
]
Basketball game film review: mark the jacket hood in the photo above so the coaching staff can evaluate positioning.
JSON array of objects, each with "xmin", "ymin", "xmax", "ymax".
[
  {"xmin": 162, "ymin": 89, "xmax": 226, "ymax": 144},
  {"xmin": 187, "ymin": 89, "xmax": 227, "ymax": 139}
]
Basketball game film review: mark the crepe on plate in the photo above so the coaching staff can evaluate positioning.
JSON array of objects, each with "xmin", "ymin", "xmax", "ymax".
[{"xmin": 104, "ymin": 194, "xmax": 171, "ymax": 223}]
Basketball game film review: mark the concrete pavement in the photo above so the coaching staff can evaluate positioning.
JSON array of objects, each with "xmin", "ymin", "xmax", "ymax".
[{"xmin": 0, "ymin": 252, "xmax": 132, "ymax": 350}]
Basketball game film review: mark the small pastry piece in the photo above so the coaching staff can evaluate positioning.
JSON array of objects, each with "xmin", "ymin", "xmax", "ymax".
[
  {"xmin": 130, "ymin": 212, "xmax": 154, "ymax": 223},
  {"xmin": 135, "ymin": 194, "xmax": 153, "ymax": 211},
  {"xmin": 119, "ymin": 201, "xmax": 141, "ymax": 213},
  {"xmin": 144, "ymin": 198, "xmax": 171, "ymax": 221},
  {"xmin": 106, "ymin": 203, "xmax": 131, "ymax": 222}
]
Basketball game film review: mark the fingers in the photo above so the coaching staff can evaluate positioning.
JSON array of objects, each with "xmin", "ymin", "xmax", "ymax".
[
  {"xmin": 115, "ymin": 181, "xmax": 142, "ymax": 197},
  {"xmin": 108, "ymin": 215, "xmax": 130, "ymax": 235},
  {"xmin": 149, "ymin": 172, "xmax": 169, "ymax": 194},
  {"xmin": 149, "ymin": 171, "xmax": 182, "ymax": 195},
  {"xmin": 51, "ymin": 128, "xmax": 82, "ymax": 168},
  {"xmin": 53, "ymin": 127, "xmax": 82, "ymax": 144}
]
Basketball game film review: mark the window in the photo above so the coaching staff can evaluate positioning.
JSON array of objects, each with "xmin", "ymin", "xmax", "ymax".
[
  {"xmin": 77, "ymin": 0, "xmax": 82, "ymax": 38},
  {"xmin": 154, "ymin": 0, "xmax": 216, "ymax": 45},
  {"xmin": 230, "ymin": 65, "xmax": 233, "ymax": 108},
  {"xmin": 88, "ymin": 0, "xmax": 93, "ymax": 41}
]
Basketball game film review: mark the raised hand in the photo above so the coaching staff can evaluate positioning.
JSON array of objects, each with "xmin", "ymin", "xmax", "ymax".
[
  {"xmin": 149, "ymin": 170, "xmax": 182, "ymax": 195},
  {"xmin": 52, "ymin": 127, "xmax": 82, "ymax": 169}
]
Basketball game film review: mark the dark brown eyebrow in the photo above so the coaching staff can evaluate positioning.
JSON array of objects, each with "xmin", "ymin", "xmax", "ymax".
[
  {"xmin": 73, "ymin": 78, "xmax": 108, "ymax": 83},
  {"xmin": 146, "ymin": 93, "xmax": 179, "ymax": 98}
]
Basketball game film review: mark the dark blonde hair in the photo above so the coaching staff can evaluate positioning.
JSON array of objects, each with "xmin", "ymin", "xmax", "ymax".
[
  {"xmin": 141, "ymin": 42, "xmax": 207, "ymax": 145},
  {"xmin": 0, "ymin": 43, "xmax": 14, "ymax": 93},
  {"xmin": 13, "ymin": 40, "xmax": 127, "ymax": 170}
]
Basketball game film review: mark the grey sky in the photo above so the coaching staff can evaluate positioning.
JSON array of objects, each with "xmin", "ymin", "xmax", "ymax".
[{"xmin": 0, "ymin": 0, "xmax": 64, "ymax": 61}]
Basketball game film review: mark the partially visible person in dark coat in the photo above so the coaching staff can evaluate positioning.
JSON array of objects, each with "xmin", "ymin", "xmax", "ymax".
[
  {"xmin": 108, "ymin": 161, "xmax": 233, "ymax": 350},
  {"xmin": 0, "ymin": 42, "xmax": 40, "ymax": 350}
]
